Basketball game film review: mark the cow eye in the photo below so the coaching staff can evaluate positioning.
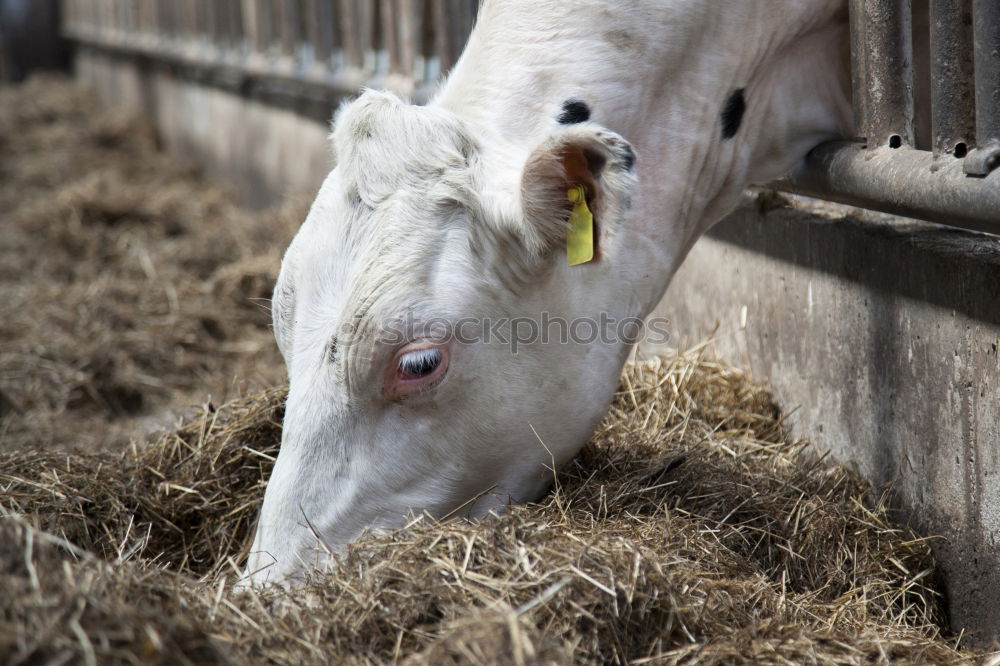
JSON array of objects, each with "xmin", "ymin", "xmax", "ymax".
[
  {"xmin": 385, "ymin": 344, "xmax": 450, "ymax": 400},
  {"xmin": 398, "ymin": 348, "xmax": 442, "ymax": 379}
]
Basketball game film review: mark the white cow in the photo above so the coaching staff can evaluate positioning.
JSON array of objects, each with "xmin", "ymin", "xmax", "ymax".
[{"xmin": 245, "ymin": 0, "xmax": 852, "ymax": 584}]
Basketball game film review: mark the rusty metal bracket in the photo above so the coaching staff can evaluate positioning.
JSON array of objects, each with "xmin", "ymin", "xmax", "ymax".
[
  {"xmin": 777, "ymin": 141, "xmax": 1000, "ymax": 235},
  {"xmin": 964, "ymin": 142, "xmax": 1000, "ymax": 177}
]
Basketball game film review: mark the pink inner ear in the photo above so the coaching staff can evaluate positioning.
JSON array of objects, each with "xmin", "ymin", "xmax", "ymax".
[{"xmin": 560, "ymin": 145, "xmax": 599, "ymax": 203}]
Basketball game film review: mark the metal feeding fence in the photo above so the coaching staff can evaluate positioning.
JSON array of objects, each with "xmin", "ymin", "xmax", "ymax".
[
  {"xmin": 779, "ymin": 0, "xmax": 1000, "ymax": 234},
  {"xmin": 61, "ymin": 0, "xmax": 999, "ymax": 233},
  {"xmin": 61, "ymin": 0, "xmax": 478, "ymax": 106}
]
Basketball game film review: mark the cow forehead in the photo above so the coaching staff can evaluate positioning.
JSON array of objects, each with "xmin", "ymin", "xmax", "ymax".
[{"xmin": 290, "ymin": 185, "xmax": 477, "ymax": 343}]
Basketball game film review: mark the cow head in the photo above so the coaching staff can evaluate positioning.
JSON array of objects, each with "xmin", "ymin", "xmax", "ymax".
[{"xmin": 245, "ymin": 91, "xmax": 644, "ymax": 584}]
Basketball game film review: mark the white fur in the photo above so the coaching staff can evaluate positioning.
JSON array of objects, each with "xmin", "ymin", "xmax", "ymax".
[{"xmin": 245, "ymin": 0, "xmax": 852, "ymax": 585}]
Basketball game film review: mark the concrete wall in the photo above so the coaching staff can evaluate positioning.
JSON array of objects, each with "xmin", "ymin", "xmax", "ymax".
[
  {"xmin": 76, "ymin": 49, "xmax": 331, "ymax": 206},
  {"xmin": 646, "ymin": 196, "xmax": 1000, "ymax": 643},
  {"xmin": 75, "ymin": 51, "xmax": 1000, "ymax": 643}
]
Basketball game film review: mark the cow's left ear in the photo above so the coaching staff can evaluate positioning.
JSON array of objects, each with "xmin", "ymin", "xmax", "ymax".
[{"xmin": 519, "ymin": 124, "xmax": 636, "ymax": 257}]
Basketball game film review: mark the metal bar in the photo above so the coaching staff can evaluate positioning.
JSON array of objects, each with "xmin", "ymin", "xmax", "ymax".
[
  {"xmin": 242, "ymin": 0, "xmax": 266, "ymax": 54},
  {"xmin": 431, "ymin": 0, "xmax": 464, "ymax": 74},
  {"xmin": 199, "ymin": 0, "xmax": 214, "ymax": 45},
  {"xmin": 853, "ymin": 0, "xmax": 915, "ymax": 147},
  {"xmin": 182, "ymin": 0, "xmax": 198, "ymax": 42},
  {"xmin": 161, "ymin": 0, "xmax": 176, "ymax": 38},
  {"xmin": 207, "ymin": 1, "xmax": 222, "ymax": 46},
  {"xmin": 340, "ymin": 0, "xmax": 372, "ymax": 72},
  {"xmin": 277, "ymin": 0, "xmax": 301, "ymax": 60},
  {"xmin": 929, "ymin": 0, "xmax": 975, "ymax": 158},
  {"xmin": 396, "ymin": 0, "xmax": 417, "ymax": 78},
  {"xmin": 64, "ymin": 28, "xmax": 361, "ymax": 99},
  {"xmin": 963, "ymin": 0, "xmax": 1000, "ymax": 175},
  {"xmin": 302, "ymin": 0, "xmax": 321, "ymax": 66},
  {"xmin": 380, "ymin": 0, "xmax": 398, "ymax": 74},
  {"xmin": 849, "ymin": 0, "xmax": 869, "ymax": 136},
  {"xmin": 230, "ymin": 0, "xmax": 245, "ymax": 51},
  {"xmin": 779, "ymin": 141, "xmax": 1000, "ymax": 235},
  {"xmin": 217, "ymin": 0, "xmax": 235, "ymax": 49},
  {"xmin": 313, "ymin": 0, "xmax": 337, "ymax": 67},
  {"xmin": 339, "ymin": 0, "xmax": 361, "ymax": 69},
  {"xmin": 972, "ymin": 0, "xmax": 1000, "ymax": 145}
]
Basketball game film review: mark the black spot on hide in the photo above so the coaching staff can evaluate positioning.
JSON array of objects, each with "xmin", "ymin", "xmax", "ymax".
[
  {"xmin": 327, "ymin": 337, "xmax": 338, "ymax": 364},
  {"xmin": 557, "ymin": 99, "xmax": 591, "ymax": 125},
  {"xmin": 721, "ymin": 88, "xmax": 746, "ymax": 140}
]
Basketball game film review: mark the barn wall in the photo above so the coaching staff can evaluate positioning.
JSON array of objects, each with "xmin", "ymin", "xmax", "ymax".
[
  {"xmin": 646, "ymin": 197, "xmax": 1000, "ymax": 643},
  {"xmin": 75, "ymin": 49, "xmax": 331, "ymax": 207},
  {"xmin": 75, "ymin": 51, "xmax": 1000, "ymax": 644}
]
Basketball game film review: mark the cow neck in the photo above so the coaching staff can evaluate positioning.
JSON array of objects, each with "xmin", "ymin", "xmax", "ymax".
[{"xmin": 434, "ymin": 0, "xmax": 851, "ymax": 309}]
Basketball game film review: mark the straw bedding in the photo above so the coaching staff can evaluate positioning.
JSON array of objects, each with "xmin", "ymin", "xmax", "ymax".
[
  {"xmin": 0, "ymin": 77, "xmax": 983, "ymax": 664},
  {"xmin": 0, "ymin": 75, "xmax": 303, "ymax": 453}
]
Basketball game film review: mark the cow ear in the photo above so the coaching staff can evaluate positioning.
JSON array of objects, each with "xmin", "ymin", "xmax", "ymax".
[{"xmin": 519, "ymin": 125, "xmax": 636, "ymax": 257}]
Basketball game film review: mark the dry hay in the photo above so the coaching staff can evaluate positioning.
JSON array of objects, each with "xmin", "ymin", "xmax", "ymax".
[
  {"xmin": 0, "ymin": 75, "xmax": 306, "ymax": 452},
  {"xmin": 1, "ymin": 351, "xmax": 982, "ymax": 665}
]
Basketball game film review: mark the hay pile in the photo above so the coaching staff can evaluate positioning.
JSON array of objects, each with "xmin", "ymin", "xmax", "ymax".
[
  {"xmin": 0, "ymin": 75, "xmax": 306, "ymax": 452},
  {"xmin": 1, "ymin": 353, "xmax": 979, "ymax": 664}
]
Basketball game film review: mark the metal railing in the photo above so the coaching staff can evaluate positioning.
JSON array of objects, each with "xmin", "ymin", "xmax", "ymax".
[
  {"xmin": 780, "ymin": 0, "xmax": 1000, "ymax": 234},
  {"xmin": 61, "ymin": 0, "xmax": 478, "ymax": 105},
  {"xmin": 61, "ymin": 0, "xmax": 999, "ymax": 234}
]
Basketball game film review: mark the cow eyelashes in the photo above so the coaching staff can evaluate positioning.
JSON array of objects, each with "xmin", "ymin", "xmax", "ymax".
[
  {"xmin": 386, "ymin": 344, "xmax": 449, "ymax": 400},
  {"xmin": 398, "ymin": 348, "xmax": 443, "ymax": 379}
]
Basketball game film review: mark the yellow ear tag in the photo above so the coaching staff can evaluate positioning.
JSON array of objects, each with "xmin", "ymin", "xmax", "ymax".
[{"xmin": 566, "ymin": 185, "xmax": 594, "ymax": 266}]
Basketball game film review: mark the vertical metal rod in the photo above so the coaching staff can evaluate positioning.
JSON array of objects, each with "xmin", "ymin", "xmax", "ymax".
[
  {"xmin": 217, "ymin": 0, "xmax": 232, "ymax": 48},
  {"xmin": 230, "ymin": 0, "xmax": 245, "ymax": 52},
  {"xmin": 380, "ymin": 0, "xmax": 398, "ymax": 74},
  {"xmin": 302, "ymin": 0, "xmax": 321, "ymax": 65},
  {"xmin": 854, "ymin": 0, "xmax": 915, "ymax": 147},
  {"xmin": 849, "ymin": 0, "xmax": 870, "ymax": 136},
  {"xmin": 972, "ymin": 0, "xmax": 1000, "ymax": 145},
  {"xmin": 397, "ymin": 0, "xmax": 417, "ymax": 78},
  {"xmin": 313, "ymin": 0, "xmax": 336, "ymax": 68},
  {"xmin": 929, "ymin": 0, "xmax": 975, "ymax": 157},
  {"xmin": 461, "ymin": 0, "xmax": 477, "ymax": 56},
  {"xmin": 118, "ymin": 0, "xmax": 128, "ymax": 37},
  {"xmin": 162, "ymin": 0, "xmax": 176, "ymax": 39},
  {"xmin": 62, "ymin": 0, "xmax": 72, "ymax": 31},
  {"xmin": 360, "ymin": 0, "xmax": 374, "ymax": 72},
  {"xmin": 116, "ymin": 0, "xmax": 126, "ymax": 37},
  {"xmin": 244, "ymin": 0, "xmax": 267, "ymax": 55},
  {"xmin": 208, "ymin": 1, "xmax": 222, "ymax": 47},
  {"xmin": 278, "ymin": 0, "xmax": 301, "ymax": 61},
  {"xmin": 99, "ymin": 0, "xmax": 107, "ymax": 36},
  {"xmin": 135, "ymin": 0, "xmax": 144, "ymax": 35},
  {"xmin": 431, "ymin": 0, "xmax": 462, "ymax": 74},
  {"xmin": 203, "ymin": 0, "xmax": 218, "ymax": 46},
  {"xmin": 340, "ymin": 0, "xmax": 371, "ymax": 72},
  {"xmin": 339, "ymin": 0, "xmax": 361, "ymax": 69},
  {"xmin": 144, "ymin": 0, "xmax": 155, "ymax": 36}
]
